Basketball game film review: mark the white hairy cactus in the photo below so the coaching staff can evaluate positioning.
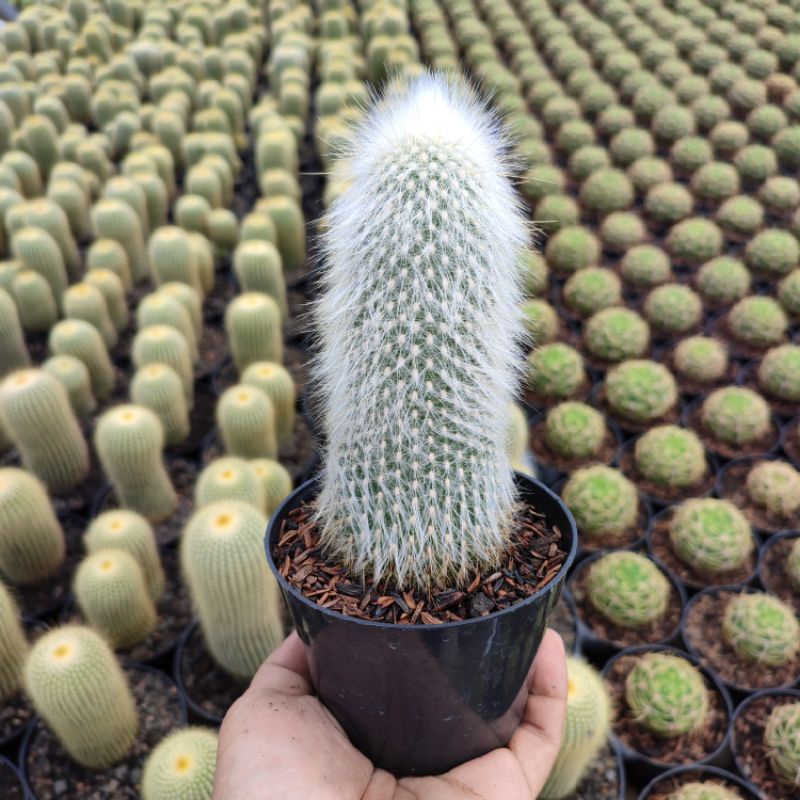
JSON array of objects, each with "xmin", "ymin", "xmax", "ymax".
[{"xmin": 315, "ymin": 74, "xmax": 528, "ymax": 592}]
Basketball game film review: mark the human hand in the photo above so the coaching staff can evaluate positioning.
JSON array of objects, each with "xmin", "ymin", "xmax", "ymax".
[{"xmin": 213, "ymin": 628, "xmax": 566, "ymax": 800}]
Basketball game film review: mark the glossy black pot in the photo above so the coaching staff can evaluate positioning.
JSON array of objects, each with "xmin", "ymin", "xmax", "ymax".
[
  {"xmin": 0, "ymin": 755, "xmax": 27, "ymax": 800},
  {"xmin": 265, "ymin": 472, "xmax": 578, "ymax": 776},
  {"xmin": 638, "ymin": 765, "xmax": 762, "ymax": 800}
]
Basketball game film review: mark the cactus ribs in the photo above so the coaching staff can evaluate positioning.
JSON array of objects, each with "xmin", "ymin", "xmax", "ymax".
[{"xmin": 275, "ymin": 501, "xmax": 568, "ymax": 625}]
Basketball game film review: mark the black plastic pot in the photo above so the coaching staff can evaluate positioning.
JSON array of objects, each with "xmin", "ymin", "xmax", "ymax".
[
  {"xmin": 0, "ymin": 754, "xmax": 27, "ymax": 800},
  {"xmin": 757, "ymin": 531, "xmax": 800, "ymax": 612},
  {"xmin": 638, "ymin": 765, "xmax": 762, "ymax": 800},
  {"xmin": 264, "ymin": 472, "xmax": 578, "ymax": 777},
  {"xmin": 173, "ymin": 620, "xmax": 228, "ymax": 726},
  {"xmin": 603, "ymin": 644, "xmax": 733, "ymax": 787},
  {"xmin": 780, "ymin": 415, "xmax": 800, "ymax": 467},
  {"xmin": 569, "ymin": 551, "xmax": 686, "ymax": 665},
  {"xmin": 646, "ymin": 506, "xmax": 760, "ymax": 595},
  {"xmin": 730, "ymin": 687, "xmax": 800, "ymax": 799}
]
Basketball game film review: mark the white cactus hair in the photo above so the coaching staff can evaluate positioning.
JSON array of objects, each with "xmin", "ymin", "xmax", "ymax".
[{"xmin": 315, "ymin": 72, "xmax": 529, "ymax": 592}]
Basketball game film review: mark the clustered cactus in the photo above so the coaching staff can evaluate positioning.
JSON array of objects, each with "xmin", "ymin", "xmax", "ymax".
[{"xmin": 723, "ymin": 592, "xmax": 800, "ymax": 666}]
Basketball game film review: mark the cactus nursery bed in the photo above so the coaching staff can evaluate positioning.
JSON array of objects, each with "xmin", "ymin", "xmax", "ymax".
[{"xmin": 0, "ymin": 0, "xmax": 800, "ymax": 797}]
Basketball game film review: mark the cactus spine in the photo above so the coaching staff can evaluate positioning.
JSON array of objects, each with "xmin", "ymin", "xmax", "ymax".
[
  {"xmin": 0, "ymin": 370, "xmax": 89, "ymax": 493},
  {"xmin": 73, "ymin": 549, "xmax": 157, "ymax": 649},
  {"xmin": 181, "ymin": 501, "xmax": 284, "ymax": 679},
  {"xmin": 241, "ymin": 361, "xmax": 296, "ymax": 447},
  {"xmin": 315, "ymin": 76, "xmax": 526, "ymax": 590},
  {"xmin": 0, "ymin": 580, "xmax": 28, "ymax": 700},
  {"xmin": 217, "ymin": 384, "xmax": 278, "ymax": 460},
  {"xmin": 94, "ymin": 405, "xmax": 177, "ymax": 523},
  {"xmin": 541, "ymin": 658, "xmax": 612, "ymax": 799},
  {"xmin": 141, "ymin": 727, "xmax": 219, "ymax": 800},
  {"xmin": 24, "ymin": 625, "xmax": 138, "ymax": 768},
  {"xmin": 84, "ymin": 510, "xmax": 164, "ymax": 602}
]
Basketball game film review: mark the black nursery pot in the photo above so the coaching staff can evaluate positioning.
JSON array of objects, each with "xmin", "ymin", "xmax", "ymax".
[
  {"xmin": 0, "ymin": 755, "xmax": 26, "ymax": 800},
  {"xmin": 264, "ymin": 472, "xmax": 578, "ymax": 777},
  {"xmin": 638, "ymin": 765, "xmax": 762, "ymax": 800}
]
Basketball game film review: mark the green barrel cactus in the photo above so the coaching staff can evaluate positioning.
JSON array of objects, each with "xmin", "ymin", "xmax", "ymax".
[
  {"xmin": 645, "ymin": 182, "xmax": 694, "ymax": 226},
  {"xmin": 746, "ymin": 230, "xmax": 799, "ymax": 279},
  {"xmin": 628, "ymin": 155, "xmax": 673, "ymax": 194},
  {"xmin": 734, "ymin": 144, "xmax": 777, "ymax": 184},
  {"xmin": 635, "ymin": 425, "xmax": 707, "ymax": 489},
  {"xmin": 610, "ymin": 127, "xmax": 654, "ymax": 168},
  {"xmin": 249, "ymin": 459, "xmax": 292, "ymax": 518},
  {"xmin": 0, "ymin": 288, "xmax": 29, "ymax": 377},
  {"xmin": 563, "ymin": 465, "xmax": 638, "ymax": 540},
  {"xmin": 746, "ymin": 461, "xmax": 800, "ymax": 519},
  {"xmin": 701, "ymin": 387, "xmax": 771, "ymax": 448},
  {"xmin": 644, "ymin": 284, "xmax": 702, "ymax": 336},
  {"xmin": 669, "ymin": 499, "xmax": 754, "ymax": 575},
  {"xmin": 544, "ymin": 225, "xmax": 600, "ymax": 273},
  {"xmin": 181, "ymin": 501, "xmax": 284, "ymax": 679},
  {"xmin": 0, "ymin": 580, "xmax": 28, "ymax": 701},
  {"xmin": 540, "ymin": 658, "xmax": 611, "ymax": 800},
  {"xmin": 619, "ymin": 246, "xmax": 672, "ymax": 290},
  {"xmin": 625, "ymin": 653, "xmax": 709, "ymax": 736},
  {"xmin": 130, "ymin": 364, "xmax": 190, "ymax": 446},
  {"xmin": 715, "ymin": 195, "xmax": 764, "ymax": 240},
  {"xmin": 605, "ymin": 360, "xmax": 678, "ymax": 424},
  {"xmin": 691, "ymin": 162, "xmax": 740, "ymax": 204},
  {"xmin": 24, "ymin": 625, "xmax": 138, "ymax": 768},
  {"xmin": 90, "ymin": 198, "xmax": 150, "ymax": 285},
  {"xmin": 136, "ymin": 293, "xmax": 198, "ymax": 362},
  {"xmin": 217, "ymin": 384, "xmax": 278, "ymax": 460},
  {"xmin": 586, "ymin": 551, "xmax": 670, "ymax": 627},
  {"xmin": 727, "ymin": 297, "xmax": 788, "ymax": 350},
  {"xmin": 579, "ymin": 168, "xmax": 634, "ymax": 216},
  {"xmin": 11, "ymin": 270, "xmax": 58, "ymax": 333},
  {"xmin": 666, "ymin": 218, "xmax": 723, "ymax": 266},
  {"xmin": 195, "ymin": 457, "xmax": 265, "ymax": 512},
  {"xmin": 148, "ymin": 226, "xmax": 203, "ymax": 297},
  {"xmin": 95, "ymin": 405, "xmax": 177, "ymax": 523},
  {"xmin": 758, "ymin": 345, "xmax": 800, "ymax": 403},
  {"xmin": 63, "ymin": 283, "xmax": 118, "ymax": 350},
  {"xmin": 224, "ymin": 292, "xmax": 283, "ymax": 373},
  {"xmin": 544, "ymin": 402, "xmax": 607, "ymax": 461},
  {"xmin": 520, "ymin": 250, "xmax": 548, "ymax": 297},
  {"xmin": 763, "ymin": 702, "xmax": 800, "ymax": 788},
  {"xmin": 527, "ymin": 343, "xmax": 586, "ymax": 402},
  {"xmin": 759, "ymin": 177, "xmax": 800, "ymax": 216},
  {"xmin": 142, "ymin": 727, "xmax": 219, "ymax": 800},
  {"xmin": 673, "ymin": 337, "xmax": 728, "ymax": 386},
  {"xmin": 0, "ymin": 369, "xmax": 89, "ymax": 493},
  {"xmin": 652, "ymin": 105, "xmax": 696, "ymax": 143},
  {"xmin": 695, "ymin": 257, "xmax": 751, "ymax": 307},
  {"xmin": 131, "ymin": 325, "xmax": 194, "ymax": 409},
  {"xmin": 584, "ymin": 308, "xmax": 650, "ymax": 363},
  {"xmin": 0, "ymin": 467, "xmax": 64, "ymax": 585},
  {"xmin": 49, "ymin": 319, "xmax": 115, "ymax": 401},
  {"xmin": 723, "ymin": 592, "xmax": 800, "ymax": 666},
  {"xmin": 84, "ymin": 510, "xmax": 164, "ymax": 603},
  {"xmin": 73, "ymin": 549, "xmax": 157, "ymax": 649},
  {"xmin": 599, "ymin": 212, "xmax": 647, "ymax": 254},
  {"xmin": 241, "ymin": 362, "xmax": 296, "ymax": 448},
  {"xmin": 42, "ymin": 354, "xmax": 96, "ymax": 418},
  {"xmin": 523, "ymin": 298, "xmax": 558, "ymax": 345},
  {"xmin": 788, "ymin": 540, "xmax": 800, "ymax": 592}
]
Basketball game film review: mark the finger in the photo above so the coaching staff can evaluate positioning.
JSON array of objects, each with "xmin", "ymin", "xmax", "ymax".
[
  {"xmin": 508, "ymin": 629, "xmax": 567, "ymax": 796},
  {"xmin": 248, "ymin": 631, "xmax": 313, "ymax": 695}
]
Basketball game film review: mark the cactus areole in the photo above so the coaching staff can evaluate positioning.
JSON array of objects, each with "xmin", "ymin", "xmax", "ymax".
[{"xmin": 265, "ymin": 75, "xmax": 577, "ymax": 775}]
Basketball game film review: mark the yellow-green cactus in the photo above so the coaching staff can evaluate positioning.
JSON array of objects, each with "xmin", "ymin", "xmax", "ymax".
[
  {"xmin": 241, "ymin": 361, "xmax": 296, "ymax": 447},
  {"xmin": 49, "ymin": 319, "xmax": 116, "ymax": 401},
  {"xmin": 249, "ymin": 458, "xmax": 293, "ymax": 517},
  {"xmin": 11, "ymin": 269, "xmax": 58, "ymax": 332},
  {"xmin": 141, "ymin": 727, "xmax": 218, "ymax": 800},
  {"xmin": 194, "ymin": 457, "xmax": 266, "ymax": 512},
  {"xmin": 42, "ymin": 354, "xmax": 96, "ymax": 418},
  {"xmin": 63, "ymin": 282, "xmax": 118, "ymax": 350},
  {"xmin": 132, "ymin": 325, "xmax": 194, "ymax": 409},
  {"xmin": 224, "ymin": 292, "xmax": 283, "ymax": 372},
  {"xmin": 136, "ymin": 293, "xmax": 198, "ymax": 362},
  {"xmin": 0, "ymin": 579, "xmax": 28, "ymax": 701},
  {"xmin": 0, "ymin": 288, "xmax": 29, "ymax": 377},
  {"xmin": 217, "ymin": 384, "xmax": 278, "ymax": 460},
  {"xmin": 130, "ymin": 363, "xmax": 190, "ymax": 447}
]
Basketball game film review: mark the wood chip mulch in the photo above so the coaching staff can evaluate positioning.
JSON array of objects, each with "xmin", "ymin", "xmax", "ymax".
[{"xmin": 275, "ymin": 502, "xmax": 567, "ymax": 625}]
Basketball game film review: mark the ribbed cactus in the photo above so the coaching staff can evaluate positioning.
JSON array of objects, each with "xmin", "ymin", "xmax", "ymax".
[
  {"xmin": 241, "ymin": 361, "xmax": 296, "ymax": 447},
  {"xmin": 723, "ymin": 592, "xmax": 800, "ymax": 666},
  {"xmin": 540, "ymin": 658, "xmax": 611, "ymax": 800},
  {"xmin": 148, "ymin": 226, "xmax": 203, "ymax": 297},
  {"xmin": 132, "ymin": 325, "xmax": 194, "ymax": 409},
  {"xmin": 49, "ymin": 319, "xmax": 115, "ymax": 401},
  {"xmin": 249, "ymin": 458, "xmax": 292, "ymax": 518},
  {"xmin": 74, "ymin": 549, "xmax": 156, "ymax": 649},
  {"xmin": 586, "ymin": 551, "xmax": 670, "ymax": 628},
  {"xmin": 0, "ymin": 288, "xmax": 29, "ymax": 377},
  {"xmin": 63, "ymin": 282, "xmax": 118, "ymax": 349},
  {"xmin": 24, "ymin": 625, "xmax": 138, "ymax": 768},
  {"xmin": 544, "ymin": 402, "xmax": 607, "ymax": 461},
  {"xmin": 634, "ymin": 425, "xmax": 707, "ymax": 489},
  {"xmin": 11, "ymin": 226, "xmax": 68, "ymax": 306},
  {"xmin": 314, "ymin": 76, "xmax": 526, "ymax": 590},
  {"xmin": 91, "ymin": 198, "xmax": 150, "ymax": 284},
  {"xmin": 130, "ymin": 364, "xmax": 190, "ymax": 447},
  {"xmin": 181, "ymin": 501, "xmax": 284, "ymax": 679},
  {"xmin": 195, "ymin": 457, "xmax": 265, "ymax": 512},
  {"xmin": 746, "ymin": 461, "xmax": 800, "ymax": 518},
  {"xmin": 42, "ymin": 354, "xmax": 96, "ymax": 418},
  {"xmin": 562, "ymin": 465, "xmax": 638, "ymax": 540},
  {"xmin": 0, "ymin": 370, "xmax": 89, "ymax": 493},
  {"xmin": 0, "ymin": 580, "xmax": 28, "ymax": 701},
  {"xmin": 224, "ymin": 292, "xmax": 283, "ymax": 372},
  {"xmin": 233, "ymin": 240, "xmax": 287, "ymax": 318},
  {"xmin": 95, "ymin": 405, "xmax": 177, "ymax": 523},
  {"xmin": 764, "ymin": 702, "xmax": 800, "ymax": 788},
  {"xmin": 141, "ymin": 727, "xmax": 219, "ymax": 800},
  {"xmin": 84, "ymin": 510, "xmax": 164, "ymax": 602},
  {"xmin": 624, "ymin": 653, "xmax": 709, "ymax": 737},
  {"xmin": 12, "ymin": 269, "xmax": 58, "ymax": 332},
  {"xmin": 86, "ymin": 238, "xmax": 132, "ymax": 292},
  {"xmin": 669, "ymin": 499, "xmax": 754, "ymax": 576},
  {"xmin": 84, "ymin": 268, "xmax": 129, "ymax": 334},
  {"xmin": 137, "ymin": 293, "xmax": 198, "ymax": 362},
  {"xmin": 217, "ymin": 384, "xmax": 278, "ymax": 460}
]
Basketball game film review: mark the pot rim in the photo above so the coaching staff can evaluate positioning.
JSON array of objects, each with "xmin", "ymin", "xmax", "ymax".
[
  {"xmin": 637, "ymin": 763, "xmax": 764, "ymax": 800},
  {"xmin": 756, "ymin": 529, "xmax": 800, "ymax": 588},
  {"xmin": 265, "ymin": 471, "xmax": 578, "ymax": 632}
]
